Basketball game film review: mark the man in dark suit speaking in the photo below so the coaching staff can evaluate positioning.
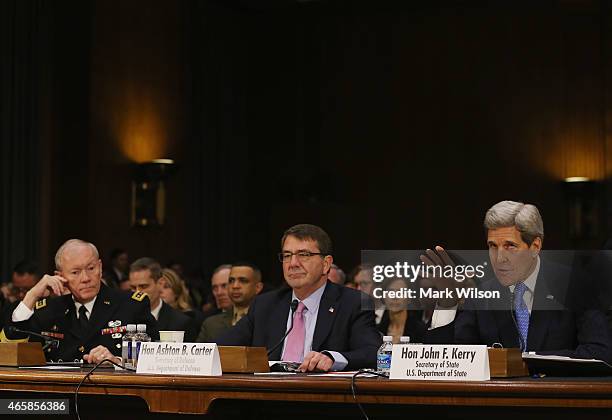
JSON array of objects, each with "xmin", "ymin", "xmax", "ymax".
[
  {"xmin": 424, "ymin": 200, "xmax": 612, "ymax": 363},
  {"xmin": 217, "ymin": 224, "xmax": 381, "ymax": 372}
]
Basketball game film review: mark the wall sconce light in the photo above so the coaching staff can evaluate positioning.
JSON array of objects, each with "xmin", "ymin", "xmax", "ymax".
[
  {"xmin": 131, "ymin": 159, "xmax": 177, "ymax": 227},
  {"xmin": 563, "ymin": 177, "xmax": 600, "ymax": 240}
]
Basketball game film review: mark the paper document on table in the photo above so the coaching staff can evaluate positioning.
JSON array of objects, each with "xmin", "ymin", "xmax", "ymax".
[
  {"xmin": 522, "ymin": 353, "xmax": 612, "ymax": 376},
  {"xmin": 522, "ymin": 353, "xmax": 606, "ymax": 363}
]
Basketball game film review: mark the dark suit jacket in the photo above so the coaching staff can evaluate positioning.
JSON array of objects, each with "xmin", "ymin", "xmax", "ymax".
[
  {"xmin": 216, "ymin": 281, "xmax": 382, "ymax": 370},
  {"xmin": 5, "ymin": 285, "xmax": 159, "ymax": 362},
  {"xmin": 197, "ymin": 307, "xmax": 233, "ymax": 342},
  {"xmin": 427, "ymin": 261, "xmax": 612, "ymax": 363},
  {"xmin": 157, "ymin": 302, "xmax": 194, "ymax": 341},
  {"xmin": 378, "ymin": 310, "xmax": 426, "ymax": 343},
  {"xmin": 102, "ymin": 268, "xmax": 123, "ymax": 289}
]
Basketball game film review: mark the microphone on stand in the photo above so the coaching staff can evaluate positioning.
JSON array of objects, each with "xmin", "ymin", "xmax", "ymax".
[
  {"xmin": 267, "ymin": 299, "xmax": 300, "ymax": 359},
  {"xmin": 5, "ymin": 326, "xmax": 60, "ymax": 351}
]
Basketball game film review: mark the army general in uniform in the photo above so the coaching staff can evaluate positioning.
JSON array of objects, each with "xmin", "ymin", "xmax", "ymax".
[{"xmin": 1, "ymin": 239, "xmax": 158, "ymax": 363}]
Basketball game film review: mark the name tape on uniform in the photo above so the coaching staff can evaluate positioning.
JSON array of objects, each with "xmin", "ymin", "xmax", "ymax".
[
  {"xmin": 389, "ymin": 344, "xmax": 490, "ymax": 381},
  {"xmin": 136, "ymin": 342, "xmax": 221, "ymax": 376}
]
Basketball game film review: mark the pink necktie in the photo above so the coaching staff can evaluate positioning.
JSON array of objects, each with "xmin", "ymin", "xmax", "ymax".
[{"xmin": 282, "ymin": 302, "xmax": 306, "ymax": 362}]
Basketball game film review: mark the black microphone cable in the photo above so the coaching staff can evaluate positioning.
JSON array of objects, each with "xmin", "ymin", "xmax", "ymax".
[
  {"xmin": 74, "ymin": 358, "xmax": 135, "ymax": 420},
  {"xmin": 267, "ymin": 299, "xmax": 299, "ymax": 359},
  {"xmin": 351, "ymin": 369, "xmax": 388, "ymax": 420}
]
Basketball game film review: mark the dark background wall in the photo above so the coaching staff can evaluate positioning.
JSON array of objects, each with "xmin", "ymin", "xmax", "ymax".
[{"xmin": 4, "ymin": 0, "xmax": 612, "ymax": 286}]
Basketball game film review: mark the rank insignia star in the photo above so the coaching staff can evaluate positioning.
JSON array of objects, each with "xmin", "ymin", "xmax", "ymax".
[
  {"xmin": 79, "ymin": 346, "xmax": 85, "ymax": 353},
  {"xmin": 329, "ymin": 307, "xmax": 334, "ymax": 313}
]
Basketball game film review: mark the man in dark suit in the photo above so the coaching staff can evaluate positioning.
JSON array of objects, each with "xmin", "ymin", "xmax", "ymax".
[
  {"xmin": 423, "ymin": 200, "xmax": 612, "ymax": 363},
  {"xmin": 128, "ymin": 257, "xmax": 193, "ymax": 341},
  {"xmin": 2, "ymin": 239, "xmax": 158, "ymax": 363},
  {"xmin": 217, "ymin": 224, "xmax": 381, "ymax": 372}
]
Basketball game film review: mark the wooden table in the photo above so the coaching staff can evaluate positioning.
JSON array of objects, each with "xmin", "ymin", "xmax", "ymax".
[{"xmin": 0, "ymin": 367, "xmax": 611, "ymax": 418}]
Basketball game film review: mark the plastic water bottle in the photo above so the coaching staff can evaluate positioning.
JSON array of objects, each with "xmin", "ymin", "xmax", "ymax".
[
  {"xmin": 122, "ymin": 324, "xmax": 137, "ymax": 369},
  {"xmin": 133, "ymin": 324, "xmax": 151, "ymax": 368},
  {"xmin": 400, "ymin": 336, "xmax": 410, "ymax": 344},
  {"xmin": 377, "ymin": 335, "xmax": 393, "ymax": 376}
]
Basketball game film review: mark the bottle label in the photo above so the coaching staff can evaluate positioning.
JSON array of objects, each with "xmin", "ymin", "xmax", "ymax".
[{"xmin": 377, "ymin": 353, "xmax": 392, "ymax": 371}]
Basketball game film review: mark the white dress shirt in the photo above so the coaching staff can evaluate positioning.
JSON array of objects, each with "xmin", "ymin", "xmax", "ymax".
[
  {"xmin": 12, "ymin": 295, "xmax": 97, "ymax": 322},
  {"xmin": 151, "ymin": 299, "xmax": 163, "ymax": 321}
]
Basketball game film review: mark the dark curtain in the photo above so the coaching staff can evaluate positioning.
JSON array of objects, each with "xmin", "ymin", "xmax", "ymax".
[
  {"xmin": 185, "ymin": 1, "xmax": 253, "ymax": 276},
  {"xmin": 0, "ymin": 1, "xmax": 48, "ymax": 279}
]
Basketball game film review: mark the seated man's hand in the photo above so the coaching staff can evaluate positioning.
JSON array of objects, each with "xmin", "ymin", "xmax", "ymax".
[
  {"xmin": 83, "ymin": 345, "xmax": 121, "ymax": 365},
  {"xmin": 22, "ymin": 275, "xmax": 69, "ymax": 310},
  {"xmin": 419, "ymin": 246, "xmax": 466, "ymax": 308},
  {"xmin": 298, "ymin": 351, "xmax": 334, "ymax": 372}
]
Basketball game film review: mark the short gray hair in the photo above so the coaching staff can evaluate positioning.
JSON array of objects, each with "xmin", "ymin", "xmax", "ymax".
[
  {"xmin": 484, "ymin": 200, "xmax": 544, "ymax": 245},
  {"xmin": 55, "ymin": 239, "xmax": 100, "ymax": 270}
]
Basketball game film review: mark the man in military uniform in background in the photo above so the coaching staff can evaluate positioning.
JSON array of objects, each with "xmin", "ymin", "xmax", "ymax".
[{"xmin": 2, "ymin": 239, "xmax": 158, "ymax": 363}]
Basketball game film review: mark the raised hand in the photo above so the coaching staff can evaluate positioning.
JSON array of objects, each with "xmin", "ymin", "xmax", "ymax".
[
  {"xmin": 419, "ymin": 246, "xmax": 464, "ymax": 308},
  {"xmin": 22, "ymin": 274, "xmax": 69, "ymax": 310}
]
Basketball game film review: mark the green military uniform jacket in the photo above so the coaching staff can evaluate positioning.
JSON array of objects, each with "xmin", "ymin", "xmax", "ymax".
[
  {"xmin": 5, "ymin": 285, "xmax": 159, "ymax": 362},
  {"xmin": 197, "ymin": 307, "xmax": 233, "ymax": 342}
]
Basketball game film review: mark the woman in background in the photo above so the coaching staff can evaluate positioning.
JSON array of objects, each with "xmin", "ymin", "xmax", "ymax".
[
  {"xmin": 377, "ymin": 276, "xmax": 426, "ymax": 344},
  {"xmin": 160, "ymin": 268, "xmax": 205, "ymax": 340}
]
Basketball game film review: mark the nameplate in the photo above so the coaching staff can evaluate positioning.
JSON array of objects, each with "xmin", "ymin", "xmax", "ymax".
[
  {"xmin": 389, "ymin": 344, "xmax": 490, "ymax": 381},
  {"xmin": 136, "ymin": 342, "xmax": 221, "ymax": 376}
]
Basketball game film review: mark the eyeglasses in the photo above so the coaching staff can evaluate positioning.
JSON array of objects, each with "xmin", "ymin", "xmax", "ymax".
[{"xmin": 278, "ymin": 251, "xmax": 326, "ymax": 263}]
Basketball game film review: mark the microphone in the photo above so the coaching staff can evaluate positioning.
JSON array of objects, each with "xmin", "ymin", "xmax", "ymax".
[
  {"xmin": 5, "ymin": 326, "xmax": 60, "ymax": 351},
  {"xmin": 267, "ymin": 299, "xmax": 299, "ymax": 359},
  {"xmin": 509, "ymin": 289, "xmax": 526, "ymax": 351}
]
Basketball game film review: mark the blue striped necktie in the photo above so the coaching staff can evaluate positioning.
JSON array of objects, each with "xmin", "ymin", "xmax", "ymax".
[{"xmin": 513, "ymin": 282, "xmax": 530, "ymax": 351}]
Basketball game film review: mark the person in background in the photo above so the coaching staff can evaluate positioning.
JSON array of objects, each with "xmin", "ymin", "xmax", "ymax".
[
  {"xmin": 202, "ymin": 264, "xmax": 232, "ymax": 319},
  {"xmin": 349, "ymin": 264, "xmax": 384, "ymax": 324},
  {"xmin": 1, "ymin": 260, "xmax": 39, "ymax": 304},
  {"xmin": 377, "ymin": 277, "xmax": 426, "ymax": 344},
  {"xmin": 328, "ymin": 264, "xmax": 346, "ymax": 285},
  {"xmin": 167, "ymin": 261, "xmax": 205, "ymax": 310},
  {"xmin": 198, "ymin": 262, "xmax": 263, "ymax": 342},
  {"xmin": 129, "ymin": 257, "xmax": 193, "ymax": 341},
  {"xmin": 159, "ymin": 268, "xmax": 204, "ymax": 340},
  {"xmin": 0, "ymin": 261, "xmax": 40, "ymax": 329},
  {"xmin": 102, "ymin": 248, "xmax": 129, "ymax": 289}
]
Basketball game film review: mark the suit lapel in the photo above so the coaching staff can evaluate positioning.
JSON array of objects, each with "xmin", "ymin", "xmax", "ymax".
[
  {"xmin": 527, "ymin": 268, "xmax": 558, "ymax": 351},
  {"xmin": 312, "ymin": 282, "xmax": 340, "ymax": 351},
  {"xmin": 267, "ymin": 289, "xmax": 292, "ymax": 360}
]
